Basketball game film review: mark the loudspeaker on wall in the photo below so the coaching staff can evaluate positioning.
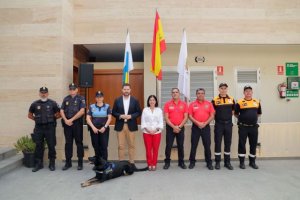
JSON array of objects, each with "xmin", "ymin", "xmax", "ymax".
[{"xmin": 79, "ymin": 63, "xmax": 94, "ymax": 87}]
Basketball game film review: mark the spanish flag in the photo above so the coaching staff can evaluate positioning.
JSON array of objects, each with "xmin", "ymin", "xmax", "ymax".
[{"xmin": 151, "ymin": 11, "xmax": 166, "ymax": 80}]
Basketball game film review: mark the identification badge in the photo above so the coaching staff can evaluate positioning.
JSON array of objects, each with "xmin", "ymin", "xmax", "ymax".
[
  {"xmin": 66, "ymin": 101, "xmax": 69, "ymax": 106},
  {"xmin": 169, "ymin": 106, "xmax": 174, "ymax": 110},
  {"xmin": 37, "ymin": 106, "xmax": 41, "ymax": 110}
]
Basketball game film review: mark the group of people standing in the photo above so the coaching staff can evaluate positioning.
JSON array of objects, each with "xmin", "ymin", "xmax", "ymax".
[{"xmin": 28, "ymin": 82, "xmax": 261, "ymax": 173}]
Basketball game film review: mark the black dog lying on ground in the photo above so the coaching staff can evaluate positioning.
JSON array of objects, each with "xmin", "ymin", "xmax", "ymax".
[{"xmin": 81, "ymin": 157, "xmax": 148, "ymax": 187}]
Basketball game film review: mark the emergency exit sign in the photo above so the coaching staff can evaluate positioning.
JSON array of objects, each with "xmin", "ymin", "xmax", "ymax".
[
  {"xmin": 286, "ymin": 62, "xmax": 298, "ymax": 76},
  {"xmin": 286, "ymin": 89, "xmax": 299, "ymax": 98}
]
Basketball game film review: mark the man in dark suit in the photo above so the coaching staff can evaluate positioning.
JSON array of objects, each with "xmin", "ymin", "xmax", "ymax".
[{"xmin": 112, "ymin": 83, "xmax": 141, "ymax": 165}]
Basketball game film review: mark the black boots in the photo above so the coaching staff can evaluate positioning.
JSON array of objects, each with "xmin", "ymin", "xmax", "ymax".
[
  {"xmin": 224, "ymin": 162, "xmax": 233, "ymax": 170},
  {"xmin": 163, "ymin": 163, "xmax": 170, "ymax": 170},
  {"xmin": 214, "ymin": 155, "xmax": 233, "ymax": 170},
  {"xmin": 249, "ymin": 156, "xmax": 259, "ymax": 169},
  {"xmin": 215, "ymin": 161, "xmax": 220, "ymax": 170},
  {"xmin": 49, "ymin": 159, "xmax": 55, "ymax": 171},
  {"xmin": 62, "ymin": 158, "xmax": 84, "ymax": 170},
  {"xmin": 239, "ymin": 157, "xmax": 245, "ymax": 169},
  {"xmin": 188, "ymin": 162, "xmax": 195, "ymax": 169},
  {"xmin": 62, "ymin": 159, "xmax": 72, "ymax": 170},
  {"xmin": 207, "ymin": 163, "xmax": 214, "ymax": 170},
  {"xmin": 178, "ymin": 162, "xmax": 187, "ymax": 169},
  {"xmin": 77, "ymin": 158, "xmax": 83, "ymax": 170},
  {"xmin": 32, "ymin": 160, "xmax": 43, "ymax": 172},
  {"xmin": 224, "ymin": 154, "xmax": 233, "ymax": 170}
]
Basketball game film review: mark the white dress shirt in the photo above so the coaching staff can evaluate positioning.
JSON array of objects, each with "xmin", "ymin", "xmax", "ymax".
[
  {"xmin": 141, "ymin": 107, "xmax": 164, "ymax": 134},
  {"xmin": 123, "ymin": 95, "xmax": 130, "ymax": 115}
]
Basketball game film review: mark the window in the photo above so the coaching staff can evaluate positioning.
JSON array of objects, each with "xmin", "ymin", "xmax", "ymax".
[
  {"xmin": 160, "ymin": 67, "xmax": 216, "ymax": 108},
  {"xmin": 189, "ymin": 68, "xmax": 215, "ymax": 101},
  {"xmin": 235, "ymin": 68, "xmax": 261, "ymax": 122},
  {"xmin": 235, "ymin": 69, "xmax": 260, "ymax": 100}
]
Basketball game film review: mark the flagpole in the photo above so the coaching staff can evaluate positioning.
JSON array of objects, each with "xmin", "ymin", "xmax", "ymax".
[{"xmin": 127, "ymin": 29, "xmax": 129, "ymax": 83}]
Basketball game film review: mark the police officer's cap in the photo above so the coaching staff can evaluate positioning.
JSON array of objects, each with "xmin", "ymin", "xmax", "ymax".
[
  {"xmin": 244, "ymin": 85, "xmax": 252, "ymax": 91},
  {"xmin": 69, "ymin": 83, "xmax": 78, "ymax": 90},
  {"xmin": 219, "ymin": 83, "xmax": 228, "ymax": 88},
  {"xmin": 39, "ymin": 87, "xmax": 48, "ymax": 93},
  {"xmin": 95, "ymin": 91, "xmax": 104, "ymax": 97}
]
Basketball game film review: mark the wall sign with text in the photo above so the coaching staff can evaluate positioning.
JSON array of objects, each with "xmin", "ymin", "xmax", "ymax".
[{"xmin": 286, "ymin": 62, "xmax": 298, "ymax": 76}]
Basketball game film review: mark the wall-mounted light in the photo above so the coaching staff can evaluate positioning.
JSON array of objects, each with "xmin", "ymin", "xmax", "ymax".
[{"xmin": 195, "ymin": 56, "xmax": 205, "ymax": 63}]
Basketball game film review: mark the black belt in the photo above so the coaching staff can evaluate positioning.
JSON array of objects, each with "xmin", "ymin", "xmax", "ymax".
[
  {"xmin": 216, "ymin": 120, "xmax": 232, "ymax": 124},
  {"xmin": 238, "ymin": 122, "xmax": 256, "ymax": 127},
  {"xmin": 36, "ymin": 122, "xmax": 54, "ymax": 126}
]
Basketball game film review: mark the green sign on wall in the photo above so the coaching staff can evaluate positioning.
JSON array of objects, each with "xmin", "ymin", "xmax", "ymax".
[
  {"xmin": 286, "ymin": 62, "xmax": 298, "ymax": 76},
  {"xmin": 286, "ymin": 89, "xmax": 299, "ymax": 98},
  {"xmin": 287, "ymin": 77, "xmax": 300, "ymax": 89}
]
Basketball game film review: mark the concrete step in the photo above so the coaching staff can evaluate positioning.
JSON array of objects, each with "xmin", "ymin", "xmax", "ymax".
[
  {"xmin": 0, "ymin": 154, "xmax": 23, "ymax": 177},
  {"xmin": 0, "ymin": 147, "xmax": 17, "ymax": 161}
]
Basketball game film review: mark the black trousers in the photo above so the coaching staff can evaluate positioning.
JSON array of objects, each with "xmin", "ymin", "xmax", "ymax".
[
  {"xmin": 63, "ymin": 120, "xmax": 84, "ymax": 160},
  {"xmin": 214, "ymin": 122, "xmax": 233, "ymax": 162},
  {"xmin": 189, "ymin": 124, "xmax": 212, "ymax": 165},
  {"xmin": 34, "ymin": 123, "xmax": 56, "ymax": 162},
  {"xmin": 90, "ymin": 127, "xmax": 109, "ymax": 161},
  {"xmin": 164, "ymin": 124, "xmax": 185, "ymax": 164},
  {"xmin": 238, "ymin": 125, "xmax": 258, "ymax": 159}
]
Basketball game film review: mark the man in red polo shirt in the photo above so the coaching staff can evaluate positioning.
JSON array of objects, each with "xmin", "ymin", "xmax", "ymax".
[
  {"xmin": 188, "ymin": 88, "xmax": 215, "ymax": 170},
  {"xmin": 163, "ymin": 88, "xmax": 188, "ymax": 169}
]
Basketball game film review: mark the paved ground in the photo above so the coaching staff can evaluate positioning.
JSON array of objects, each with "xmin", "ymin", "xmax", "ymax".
[{"xmin": 0, "ymin": 159, "xmax": 300, "ymax": 200}]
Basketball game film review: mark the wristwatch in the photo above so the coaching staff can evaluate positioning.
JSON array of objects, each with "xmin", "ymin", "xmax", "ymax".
[{"xmin": 104, "ymin": 125, "xmax": 108, "ymax": 128}]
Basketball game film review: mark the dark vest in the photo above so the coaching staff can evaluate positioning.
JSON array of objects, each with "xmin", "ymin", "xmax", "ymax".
[{"xmin": 34, "ymin": 100, "xmax": 55, "ymax": 124}]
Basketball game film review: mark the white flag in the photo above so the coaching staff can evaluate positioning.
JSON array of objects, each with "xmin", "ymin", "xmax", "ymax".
[
  {"xmin": 123, "ymin": 32, "xmax": 134, "ymax": 83},
  {"xmin": 177, "ymin": 30, "xmax": 190, "ymax": 100}
]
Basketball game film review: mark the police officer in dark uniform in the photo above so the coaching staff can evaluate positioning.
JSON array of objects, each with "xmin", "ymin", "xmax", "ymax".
[
  {"xmin": 212, "ymin": 83, "xmax": 235, "ymax": 170},
  {"xmin": 86, "ymin": 91, "xmax": 112, "ymax": 165},
  {"xmin": 28, "ymin": 87, "xmax": 60, "ymax": 172},
  {"xmin": 235, "ymin": 85, "xmax": 262, "ymax": 169},
  {"xmin": 60, "ymin": 83, "xmax": 86, "ymax": 170}
]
